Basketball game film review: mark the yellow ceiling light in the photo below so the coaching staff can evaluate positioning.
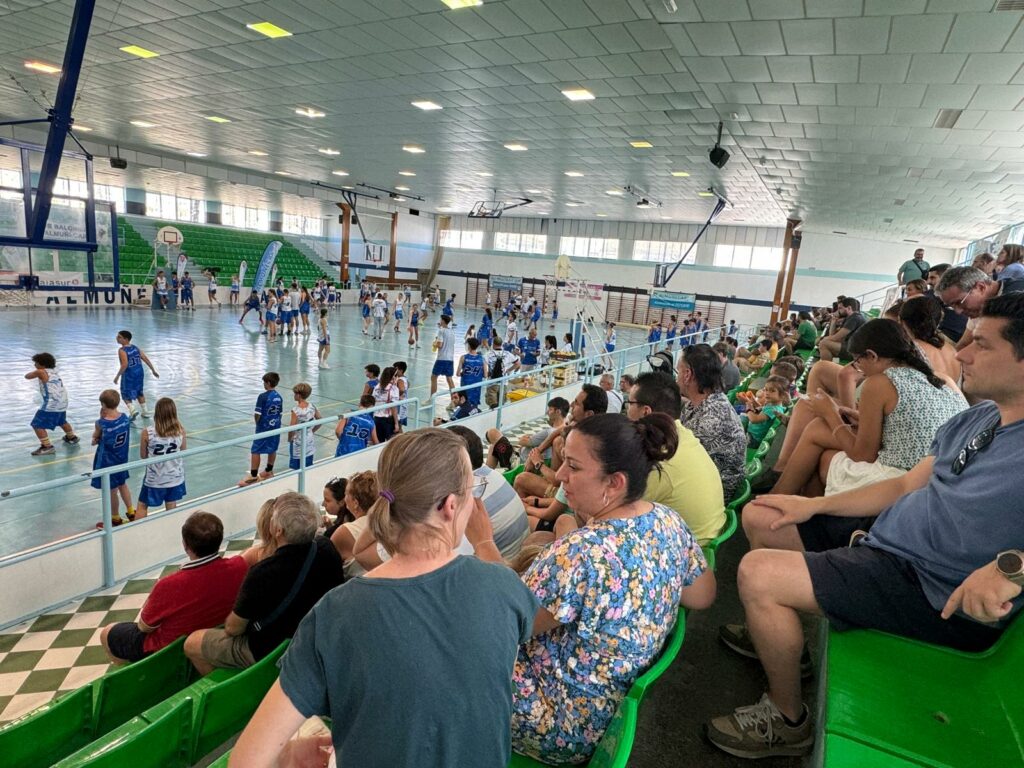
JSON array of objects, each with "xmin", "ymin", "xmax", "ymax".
[
  {"xmin": 671, "ymin": 171, "xmax": 690, "ymax": 177},
  {"xmin": 527, "ymin": 189, "xmax": 544, "ymax": 194},
  {"xmin": 396, "ymin": 185, "xmax": 410, "ymax": 191},
  {"xmin": 411, "ymin": 100, "xmax": 442, "ymax": 111},
  {"xmin": 504, "ymin": 143, "xmax": 528, "ymax": 151},
  {"xmin": 399, "ymin": 171, "xmax": 416, "ymax": 176},
  {"xmin": 442, "ymin": 0, "xmax": 483, "ymax": 8},
  {"xmin": 248, "ymin": 150, "xmax": 269, "ymax": 156},
  {"xmin": 331, "ymin": 170, "xmax": 349, "ymax": 176},
  {"xmin": 698, "ymin": 191, "xmax": 714, "ymax": 197},
  {"xmin": 73, "ymin": 124, "xmax": 93, "ymax": 132},
  {"xmin": 596, "ymin": 213, "xmax": 608, "ymax": 217},
  {"xmin": 295, "ymin": 107, "xmax": 325, "ymax": 118},
  {"xmin": 274, "ymin": 171, "xmax": 292, "ymax": 176},
  {"xmin": 130, "ymin": 120, "xmax": 157, "ymax": 128},
  {"xmin": 186, "ymin": 151, "xmax": 207, "ymax": 157},
  {"xmin": 205, "ymin": 115, "xmax": 231, "ymax": 123},
  {"xmin": 605, "ymin": 189, "xmax": 623, "ymax": 196},
  {"xmin": 478, "ymin": 172, "xmax": 493, "ymax": 177},
  {"xmin": 564, "ymin": 171, "xmax": 584, "ymax": 177},
  {"xmin": 246, "ymin": 22, "xmax": 292, "ymax": 38},
  {"xmin": 317, "ymin": 148, "xmax": 340, "ymax": 155},
  {"xmin": 120, "ymin": 45, "xmax": 160, "ymax": 59},
  {"xmin": 402, "ymin": 144, "xmax": 425, "ymax": 153},
  {"xmin": 561, "ymin": 88, "xmax": 595, "ymax": 101},
  {"xmin": 24, "ymin": 60, "xmax": 61, "ymax": 74},
  {"xmin": 630, "ymin": 140, "xmax": 653, "ymax": 148}
]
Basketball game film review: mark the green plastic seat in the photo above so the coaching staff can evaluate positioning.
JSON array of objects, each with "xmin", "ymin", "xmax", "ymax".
[
  {"xmin": 93, "ymin": 636, "xmax": 192, "ymax": 735},
  {"xmin": 0, "ymin": 685, "xmax": 95, "ymax": 768},
  {"xmin": 503, "ymin": 464, "xmax": 526, "ymax": 485},
  {"xmin": 207, "ymin": 752, "xmax": 232, "ymax": 767},
  {"xmin": 824, "ymin": 617, "xmax": 1024, "ymax": 768},
  {"xmin": 744, "ymin": 456, "xmax": 762, "ymax": 479},
  {"xmin": 189, "ymin": 641, "xmax": 289, "ymax": 762},
  {"xmin": 507, "ymin": 696, "xmax": 638, "ymax": 768},
  {"xmin": 626, "ymin": 613, "xmax": 686, "ymax": 703},
  {"xmin": 823, "ymin": 734, "xmax": 926, "ymax": 767},
  {"xmin": 704, "ymin": 486, "xmax": 743, "ymax": 572},
  {"xmin": 54, "ymin": 699, "xmax": 192, "ymax": 768}
]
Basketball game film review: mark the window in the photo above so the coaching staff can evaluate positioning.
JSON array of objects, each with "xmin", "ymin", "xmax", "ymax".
[
  {"xmin": 714, "ymin": 244, "xmax": 783, "ymax": 270},
  {"xmin": 440, "ymin": 229, "xmax": 483, "ymax": 249},
  {"xmin": 221, "ymin": 204, "xmax": 267, "ymax": 230},
  {"xmin": 633, "ymin": 240, "xmax": 694, "ymax": 264},
  {"xmin": 493, "ymin": 232, "xmax": 547, "ymax": 253},
  {"xmin": 147, "ymin": 192, "xmax": 204, "ymax": 222},
  {"xmin": 559, "ymin": 236, "xmax": 619, "ymax": 259},
  {"xmin": 283, "ymin": 214, "xmax": 324, "ymax": 236},
  {"xmin": 0, "ymin": 168, "xmax": 21, "ymax": 190}
]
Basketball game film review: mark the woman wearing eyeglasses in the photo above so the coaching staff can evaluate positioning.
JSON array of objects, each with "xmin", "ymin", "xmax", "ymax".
[
  {"xmin": 768, "ymin": 319, "xmax": 967, "ymax": 499},
  {"xmin": 230, "ymin": 429, "xmax": 541, "ymax": 768}
]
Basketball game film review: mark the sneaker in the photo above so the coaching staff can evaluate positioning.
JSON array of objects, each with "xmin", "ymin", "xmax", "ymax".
[
  {"xmin": 238, "ymin": 475, "xmax": 259, "ymax": 487},
  {"xmin": 719, "ymin": 624, "xmax": 814, "ymax": 678},
  {"xmin": 128, "ymin": 410, "xmax": 139, "ymax": 422},
  {"xmin": 63, "ymin": 435, "xmax": 80, "ymax": 445},
  {"xmin": 31, "ymin": 445, "xmax": 56, "ymax": 456},
  {"xmin": 706, "ymin": 694, "xmax": 814, "ymax": 759}
]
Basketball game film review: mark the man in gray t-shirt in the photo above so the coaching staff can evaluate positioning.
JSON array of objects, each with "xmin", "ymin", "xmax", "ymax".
[
  {"xmin": 817, "ymin": 297, "xmax": 865, "ymax": 362},
  {"xmin": 707, "ymin": 294, "xmax": 1024, "ymax": 760}
]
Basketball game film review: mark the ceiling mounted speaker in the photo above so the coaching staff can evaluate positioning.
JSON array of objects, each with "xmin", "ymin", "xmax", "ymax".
[
  {"xmin": 110, "ymin": 157, "xmax": 127, "ymax": 169},
  {"xmin": 709, "ymin": 146, "xmax": 729, "ymax": 168}
]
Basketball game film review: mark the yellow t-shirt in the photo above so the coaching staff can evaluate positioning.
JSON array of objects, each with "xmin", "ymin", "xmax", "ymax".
[
  {"xmin": 769, "ymin": 342, "xmax": 780, "ymax": 361},
  {"xmin": 644, "ymin": 421, "xmax": 727, "ymax": 543}
]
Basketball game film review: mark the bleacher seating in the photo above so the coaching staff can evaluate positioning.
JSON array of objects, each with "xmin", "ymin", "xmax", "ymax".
[{"xmin": 117, "ymin": 218, "xmax": 158, "ymax": 283}]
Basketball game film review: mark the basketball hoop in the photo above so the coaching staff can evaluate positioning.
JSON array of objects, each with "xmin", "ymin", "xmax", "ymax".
[
  {"xmin": 154, "ymin": 226, "xmax": 185, "ymax": 273},
  {"xmin": 365, "ymin": 243, "xmax": 385, "ymax": 263}
]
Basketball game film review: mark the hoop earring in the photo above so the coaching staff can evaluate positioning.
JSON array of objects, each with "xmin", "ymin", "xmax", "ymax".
[{"xmin": 602, "ymin": 491, "xmax": 608, "ymax": 507}]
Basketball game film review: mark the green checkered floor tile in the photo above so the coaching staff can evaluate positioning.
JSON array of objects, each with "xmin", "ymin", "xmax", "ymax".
[{"xmin": 0, "ymin": 537, "xmax": 255, "ymax": 724}]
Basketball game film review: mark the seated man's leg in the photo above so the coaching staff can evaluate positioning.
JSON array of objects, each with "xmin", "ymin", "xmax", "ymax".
[
  {"xmin": 818, "ymin": 338, "xmax": 841, "ymax": 362},
  {"xmin": 742, "ymin": 502, "xmax": 805, "ymax": 552},
  {"xmin": 805, "ymin": 360, "xmax": 842, "ymax": 399},
  {"xmin": 514, "ymin": 470, "xmax": 552, "ymax": 499},
  {"xmin": 185, "ymin": 628, "xmax": 255, "ymax": 675},
  {"xmin": 100, "ymin": 622, "xmax": 147, "ymax": 664}
]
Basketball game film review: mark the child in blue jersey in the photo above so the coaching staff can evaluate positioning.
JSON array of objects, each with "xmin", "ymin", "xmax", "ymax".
[
  {"xmin": 647, "ymin": 321, "xmax": 662, "ymax": 346},
  {"xmin": 239, "ymin": 290, "xmax": 263, "ymax": 328},
  {"xmin": 287, "ymin": 383, "xmax": 321, "ymax": 470},
  {"xmin": 25, "ymin": 352, "xmax": 79, "ymax": 456},
  {"xmin": 299, "ymin": 287, "xmax": 312, "ymax": 333},
  {"xmin": 317, "ymin": 308, "xmax": 331, "ymax": 369},
  {"xmin": 552, "ymin": 300, "xmax": 558, "ymax": 323},
  {"xmin": 517, "ymin": 328, "xmax": 541, "ymax": 372},
  {"xmin": 229, "ymin": 274, "xmax": 240, "ymax": 305},
  {"xmin": 239, "ymin": 372, "xmax": 283, "ymax": 486},
  {"xmin": 361, "ymin": 296, "xmax": 372, "ymax": 335},
  {"xmin": 327, "ymin": 283, "xmax": 337, "ymax": 305},
  {"xmin": 665, "ymin": 315, "xmax": 678, "ymax": 349},
  {"xmin": 114, "ymin": 330, "xmax": 159, "ymax": 420},
  {"xmin": 92, "ymin": 389, "xmax": 134, "ymax": 527},
  {"xmin": 457, "ymin": 338, "xmax": 487, "ymax": 406},
  {"xmin": 531, "ymin": 302, "xmax": 542, "ymax": 331},
  {"xmin": 180, "ymin": 271, "xmax": 195, "ymax": 311},
  {"xmin": 335, "ymin": 395, "xmax": 379, "ymax": 456},
  {"xmin": 264, "ymin": 293, "xmax": 279, "ymax": 341},
  {"xmin": 443, "ymin": 292, "xmax": 456, "ymax": 319},
  {"xmin": 407, "ymin": 303, "xmax": 420, "ymax": 347},
  {"xmin": 361, "ymin": 364, "xmax": 381, "ymax": 398}
]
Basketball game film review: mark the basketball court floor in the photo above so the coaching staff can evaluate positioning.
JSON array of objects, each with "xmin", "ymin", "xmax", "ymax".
[{"xmin": 1, "ymin": 302, "xmax": 645, "ymax": 557}]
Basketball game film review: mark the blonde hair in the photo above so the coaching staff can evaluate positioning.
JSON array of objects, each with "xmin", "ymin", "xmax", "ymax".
[
  {"xmin": 154, "ymin": 397, "xmax": 184, "ymax": 437},
  {"xmin": 368, "ymin": 429, "xmax": 471, "ymax": 556},
  {"xmin": 253, "ymin": 497, "xmax": 279, "ymax": 560},
  {"xmin": 293, "ymin": 382, "xmax": 312, "ymax": 400}
]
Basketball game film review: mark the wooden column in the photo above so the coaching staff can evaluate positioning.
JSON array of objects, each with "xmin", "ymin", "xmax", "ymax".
[
  {"xmin": 780, "ymin": 223, "xmax": 802, "ymax": 320},
  {"xmin": 769, "ymin": 219, "xmax": 798, "ymax": 325},
  {"xmin": 338, "ymin": 203, "xmax": 351, "ymax": 285},
  {"xmin": 389, "ymin": 211, "xmax": 398, "ymax": 283}
]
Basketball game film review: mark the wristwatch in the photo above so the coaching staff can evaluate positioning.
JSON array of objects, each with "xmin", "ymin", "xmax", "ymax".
[{"xmin": 996, "ymin": 550, "xmax": 1024, "ymax": 586}]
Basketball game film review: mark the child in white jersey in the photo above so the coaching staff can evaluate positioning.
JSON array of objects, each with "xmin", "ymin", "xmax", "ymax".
[
  {"xmin": 135, "ymin": 397, "xmax": 187, "ymax": 519},
  {"xmin": 317, "ymin": 308, "xmax": 331, "ymax": 369},
  {"xmin": 288, "ymin": 383, "xmax": 321, "ymax": 470},
  {"xmin": 25, "ymin": 352, "xmax": 79, "ymax": 456}
]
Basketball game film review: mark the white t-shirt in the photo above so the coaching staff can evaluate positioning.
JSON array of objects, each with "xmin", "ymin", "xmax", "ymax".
[
  {"xmin": 143, "ymin": 428, "xmax": 185, "ymax": 488},
  {"xmin": 372, "ymin": 298, "xmax": 387, "ymax": 318},
  {"xmin": 435, "ymin": 327, "xmax": 456, "ymax": 362},
  {"xmin": 38, "ymin": 368, "xmax": 69, "ymax": 412},
  {"xmin": 604, "ymin": 388, "xmax": 624, "ymax": 413},
  {"xmin": 290, "ymin": 403, "xmax": 318, "ymax": 460}
]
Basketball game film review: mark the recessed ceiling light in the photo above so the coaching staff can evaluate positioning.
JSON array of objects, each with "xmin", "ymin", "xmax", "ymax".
[
  {"xmin": 698, "ymin": 191, "xmax": 714, "ymax": 197},
  {"xmin": 246, "ymin": 21, "xmax": 292, "ymax": 38},
  {"xmin": 130, "ymin": 120, "xmax": 157, "ymax": 128},
  {"xmin": 566, "ymin": 202, "xmax": 582, "ymax": 207},
  {"xmin": 596, "ymin": 213, "xmax": 608, "ymax": 217},
  {"xmin": 73, "ymin": 125, "xmax": 93, "ymax": 132},
  {"xmin": 441, "ymin": 0, "xmax": 483, "ymax": 8},
  {"xmin": 331, "ymin": 170, "xmax": 349, "ymax": 176},
  {"xmin": 402, "ymin": 144, "xmax": 425, "ymax": 154},
  {"xmin": 205, "ymin": 115, "xmax": 231, "ymax": 123},
  {"xmin": 24, "ymin": 61, "xmax": 61, "ymax": 74},
  {"xmin": 671, "ymin": 171, "xmax": 690, "ymax": 178},
  {"xmin": 393, "ymin": 195, "xmax": 407, "ymax": 202},
  {"xmin": 341, "ymin": 185, "xmax": 354, "ymax": 190},
  {"xmin": 478, "ymin": 172, "xmax": 493, "ymax": 177},
  {"xmin": 605, "ymin": 189, "xmax": 623, "ymax": 196},
  {"xmin": 275, "ymin": 171, "xmax": 292, "ymax": 176},
  {"xmin": 295, "ymin": 107, "xmax": 325, "ymax": 118},
  {"xmin": 248, "ymin": 150, "xmax": 269, "ymax": 156},
  {"xmin": 630, "ymin": 140, "xmax": 653, "ymax": 148},
  {"xmin": 562, "ymin": 88, "xmax": 595, "ymax": 102},
  {"xmin": 526, "ymin": 189, "xmax": 544, "ymax": 194},
  {"xmin": 660, "ymin": 216, "xmax": 672, "ymax": 220},
  {"xmin": 396, "ymin": 185, "xmax": 410, "ymax": 191},
  {"xmin": 399, "ymin": 171, "xmax": 416, "ymax": 177},
  {"xmin": 564, "ymin": 171, "xmax": 584, "ymax": 177},
  {"xmin": 187, "ymin": 152, "xmax": 207, "ymax": 157},
  {"xmin": 504, "ymin": 143, "xmax": 528, "ymax": 151},
  {"xmin": 411, "ymin": 100, "xmax": 442, "ymax": 111},
  {"xmin": 120, "ymin": 45, "xmax": 159, "ymax": 59},
  {"xmin": 317, "ymin": 148, "xmax": 340, "ymax": 155}
]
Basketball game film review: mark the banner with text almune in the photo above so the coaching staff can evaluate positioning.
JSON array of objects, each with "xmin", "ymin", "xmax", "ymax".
[{"xmin": 252, "ymin": 242, "xmax": 282, "ymax": 292}]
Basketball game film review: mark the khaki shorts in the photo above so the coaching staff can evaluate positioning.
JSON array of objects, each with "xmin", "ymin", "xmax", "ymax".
[{"xmin": 200, "ymin": 628, "xmax": 256, "ymax": 669}]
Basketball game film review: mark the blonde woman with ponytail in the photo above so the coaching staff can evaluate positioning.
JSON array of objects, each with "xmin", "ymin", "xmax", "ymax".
[{"xmin": 231, "ymin": 429, "xmax": 542, "ymax": 768}]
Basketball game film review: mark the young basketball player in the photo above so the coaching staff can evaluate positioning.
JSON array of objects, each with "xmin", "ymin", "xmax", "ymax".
[
  {"xmin": 25, "ymin": 352, "xmax": 79, "ymax": 456},
  {"xmin": 114, "ymin": 330, "xmax": 159, "ymax": 420},
  {"xmin": 206, "ymin": 271, "xmax": 220, "ymax": 305},
  {"xmin": 135, "ymin": 397, "xmax": 186, "ymax": 519},
  {"xmin": 92, "ymin": 389, "xmax": 134, "ymax": 527},
  {"xmin": 287, "ymin": 383, "xmax": 321, "ymax": 470},
  {"xmin": 334, "ymin": 395, "xmax": 378, "ymax": 456},
  {"xmin": 408, "ymin": 302, "xmax": 420, "ymax": 347},
  {"xmin": 280, "ymin": 289, "xmax": 294, "ymax": 336},
  {"xmin": 317, "ymin": 308, "xmax": 331, "ymax": 369},
  {"xmin": 229, "ymin": 274, "xmax": 240, "ymax": 305},
  {"xmin": 154, "ymin": 270, "xmax": 169, "ymax": 310},
  {"xmin": 180, "ymin": 271, "xmax": 195, "ymax": 311},
  {"xmin": 240, "ymin": 372, "xmax": 283, "ymax": 486},
  {"xmin": 264, "ymin": 292, "xmax": 278, "ymax": 342},
  {"xmin": 239, "ymin": 289, "xmax": 263, "ymax": 327},
  {"xmin": 393, "ymin": 360, "xmax": 410, "ymax": 428}
]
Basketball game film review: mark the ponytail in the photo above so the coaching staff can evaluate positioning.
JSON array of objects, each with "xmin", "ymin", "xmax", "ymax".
[{"xmin": 894, "ymin": 347, "xmax": 946, "ymax": 389}]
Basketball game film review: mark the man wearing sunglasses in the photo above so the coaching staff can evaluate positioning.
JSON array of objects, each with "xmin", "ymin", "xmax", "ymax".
[{"xmin": 707, "ymin": 292, "xmax": 1024, "ymax": 759}]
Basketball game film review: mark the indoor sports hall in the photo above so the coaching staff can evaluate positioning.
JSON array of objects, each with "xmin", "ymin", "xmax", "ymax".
[{"xmin": 1, "ymin": 2, "xmax": 1022, "ymax": 767}]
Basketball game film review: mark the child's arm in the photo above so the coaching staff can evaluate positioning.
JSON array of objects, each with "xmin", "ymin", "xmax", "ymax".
[
  {"xmin": 335, "ymin": 416, "xmax": 346, "ymax": 438},
  {"xmin": 138, "ymin": 349, "xmax": 159, "ymax": 377},
  {"xmin": 456, "ymin": 355, "xmax": 465, "ymax": 376},
  {"xmin": 91, "ymin": 422, "xmax": 101, "ymax": 446},
  {"xmin": 312, "ymin": 408, "xmax": 321, "ymax": 433},
  {"xmin": 288, "ymin": 410, "xmax": 298, "ymax": 441},
  {"xmin": 25, "ymin": 368, "xmax": 43, "ymax": 381},
  {"xmin": 114, "ymin": 348, "xmax": 127, "ymax": 383},
  {"xmin": 369, "ymin": 427, "xmax": 379, "ymax": 445},
  {"xmin": 140, "ymin": 427, "xmax": 150, "ymax": 459},
  {"xmin": 746, "ymin": 407, "xmax": 769, "ymax": 423},
  {"xmin": 179, "ymin": 429, "xmax": 187, "ymax": 451}
]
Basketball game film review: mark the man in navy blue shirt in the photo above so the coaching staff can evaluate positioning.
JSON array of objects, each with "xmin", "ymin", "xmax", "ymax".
[
  {"xmin": 708, "ymin": 293, "xmax": 1024, "ymax": 759},
  {"xmin": 517, "ymin": 328, "xmax": 541, "ymax": 372}
]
